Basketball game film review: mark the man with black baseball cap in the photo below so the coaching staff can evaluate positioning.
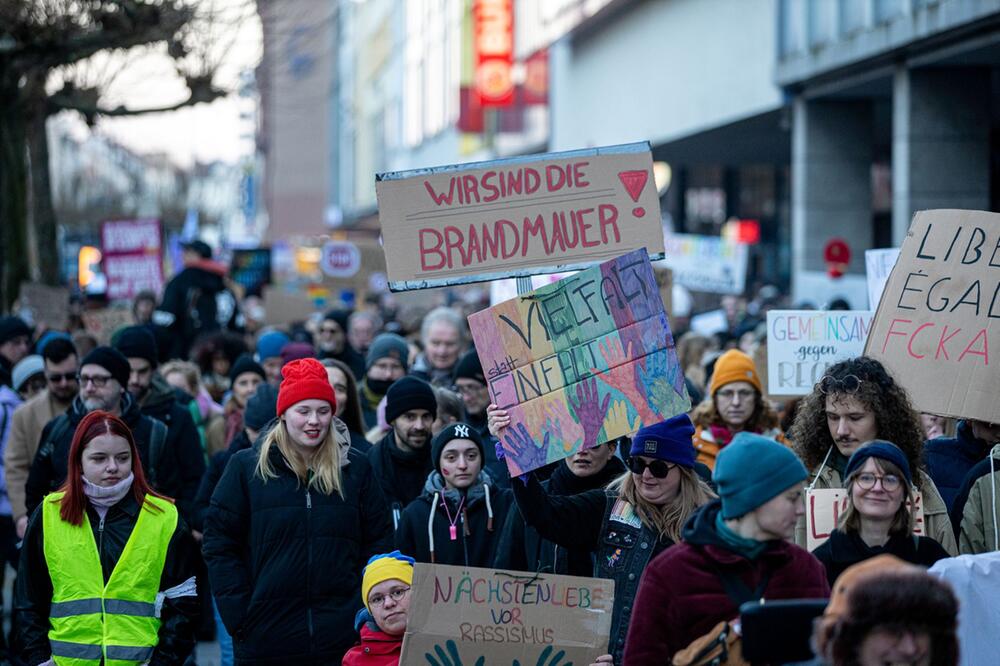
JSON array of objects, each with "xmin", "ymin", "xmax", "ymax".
[
  {"xmin": 24, "ymin": 346, "xmax": 192, "ymax": 524},
  {"xmin": 368, "ymin": 376, "xmax": 438, "ymax": 526},
  {"xmin": 153, "ymin": 238, "xmax": 243, "ymax": 360}
]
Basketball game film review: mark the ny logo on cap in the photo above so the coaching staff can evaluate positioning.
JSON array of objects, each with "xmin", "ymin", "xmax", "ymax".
[
  {"xmin": 644, "ymin": 441, "xmax": 657, "ymax": 454},
  {"xmin": 455, "ymin": 424, "xmax": 470, "ymax": 438}
]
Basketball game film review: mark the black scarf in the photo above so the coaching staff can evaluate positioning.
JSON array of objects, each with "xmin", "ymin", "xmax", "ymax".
[
  {"xmin": 375, "ymin": 431, "xmax": 433, "ymax": 505},
  {"xmin": 547, "ymin": 454, "xmax": 627, "ymax": 496}
]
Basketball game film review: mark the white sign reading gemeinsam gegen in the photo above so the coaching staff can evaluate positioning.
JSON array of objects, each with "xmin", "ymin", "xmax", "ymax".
[{"xmin": 766, "ymin": 310, "xmax": 874, "ymax": 396}]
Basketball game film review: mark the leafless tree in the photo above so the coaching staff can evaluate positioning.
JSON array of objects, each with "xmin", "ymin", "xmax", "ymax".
[{"xmin": 0, "ymin": 0, "xmax": 253, "ymax": 309}]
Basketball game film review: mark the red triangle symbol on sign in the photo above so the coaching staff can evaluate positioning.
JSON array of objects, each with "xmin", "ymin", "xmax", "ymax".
[{"xmin": 618, "ymin": 171, "xmax": 648, "ymax": 203}]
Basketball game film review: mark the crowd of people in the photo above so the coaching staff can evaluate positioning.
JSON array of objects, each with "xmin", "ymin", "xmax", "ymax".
[{"xmin": 0, "ymin": 239, "xmax": 997, "ymax": 665}]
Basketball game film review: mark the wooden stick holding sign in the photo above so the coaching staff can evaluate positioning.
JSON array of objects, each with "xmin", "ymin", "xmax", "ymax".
[
  {"xmin": 400, "ymin": 564, "xmax": 614, "ymax": 666},
  {"xmin": 469, "ymin": 249, "xmax": 691, "ymax": 476}
]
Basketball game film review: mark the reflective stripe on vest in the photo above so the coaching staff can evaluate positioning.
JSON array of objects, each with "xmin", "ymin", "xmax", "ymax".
[{"xmin": 43, "ymin": 492, "xmax": 178, "ymax": 666}]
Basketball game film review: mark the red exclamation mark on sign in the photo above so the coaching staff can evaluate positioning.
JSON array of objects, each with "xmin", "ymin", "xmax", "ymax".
[{"xmin": 618, "ymin": 170, "xmax": 648, "ymax": 218}]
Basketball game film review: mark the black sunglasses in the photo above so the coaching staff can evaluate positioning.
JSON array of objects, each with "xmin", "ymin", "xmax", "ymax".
[
  {"xmin": 629, "ymin": 458, "xmax": 677, "ymax": 479},
  {"xmin": 46, "ymin": 372, "xmax": 78, "ymax": 383}
]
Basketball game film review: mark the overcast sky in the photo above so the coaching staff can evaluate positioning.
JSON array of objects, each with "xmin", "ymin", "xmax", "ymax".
[{"xmin": 86, "ymin": 1, "xmax": 262, "ymax": 168}]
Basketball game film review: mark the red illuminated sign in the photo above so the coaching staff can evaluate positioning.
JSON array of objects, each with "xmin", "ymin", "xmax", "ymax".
[{"xmin": 474, "ymin": 0, "xmax": 514, "ymax": 107}]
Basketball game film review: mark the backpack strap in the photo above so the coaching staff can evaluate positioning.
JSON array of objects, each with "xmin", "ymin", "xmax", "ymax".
[
  {"xmin": 145, "ymin": 419, "xmax": 168, "ymax": 489},
  {"xmin": 40, "ymin": 415, "xmax": 71, "ymax": 459}
]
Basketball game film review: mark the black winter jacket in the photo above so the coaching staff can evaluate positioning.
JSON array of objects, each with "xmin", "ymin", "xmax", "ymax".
[
  {"xmin": 15, "ymin": 492, "xmax": 200, "ymax": 666},
  {"xmin": 25, "ymin": 394, "xmax": 183, "ymax": 519},
  {"xmin": 812, "ymin": 528, "xmax": 950, "ymax": 586},
  {"xmin": 153, "ymin": 263, "xmax": 241, "ymax": 361},
  {"xmin": 368, "ymin": 432, "xmax": 433, "ymax": 525},
  {"xmin": 396, "ymin": 471, "xmax": 512, "ymax": 566},
  {"xmin": 139, "ymin": 376, "xmax": 206, "ymax": 525},
  {"xmin": 203, "ymin": 440, "xmax": 393, "ymax": 664},
  {"xmin": 494, "ymin": 456, "xmax": 626, "ymax": 575},
  {"xmin": 192, "ymin": 429, "xmax": 253, "ymax": 533},
  {"xmin": 925, "ymin": 420, "xmax": 992, "ymax": 513}
]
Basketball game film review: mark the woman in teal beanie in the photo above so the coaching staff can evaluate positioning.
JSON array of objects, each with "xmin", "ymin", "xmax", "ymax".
[{"xmin": 622, "ymin": 432, "xmax": 830, "ymax": 664}]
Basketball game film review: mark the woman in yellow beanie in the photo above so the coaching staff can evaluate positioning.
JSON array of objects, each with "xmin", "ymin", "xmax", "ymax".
[{"xmin": 690, "ymin": 349, "xmax": 786, "ymax": 470}]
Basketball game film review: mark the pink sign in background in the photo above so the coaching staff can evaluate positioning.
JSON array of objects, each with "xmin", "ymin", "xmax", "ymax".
[{"xmin": 101, "ymin": 219, "xmax": 164, "ymax": 301}]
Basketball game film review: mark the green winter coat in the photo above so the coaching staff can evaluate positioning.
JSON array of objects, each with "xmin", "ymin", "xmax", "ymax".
[{"xmin": 959, "ymin": 445, "xmax": 1000, "ymax": 555}]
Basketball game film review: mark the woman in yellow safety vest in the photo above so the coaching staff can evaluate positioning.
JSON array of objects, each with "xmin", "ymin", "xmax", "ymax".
[{"xmin": 16, "ymin": 410, "xmax": 199, "ymax": 665}]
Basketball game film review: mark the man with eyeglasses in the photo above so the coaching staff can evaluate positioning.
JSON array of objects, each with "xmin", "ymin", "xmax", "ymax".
[
  {"xmin": 22, "ymin": 347, "xmax": 182, "ymax": 523},
  {"xmin": 4, "ymin": 336, "xmax": 79, "ymax": 540},
  {"xmin": 691, "ymin": 349, "xmax": 786, "ymax": 471},
  {"xmin": 318, "ymin": 310, "xmax": 365, "ymax": 380},
  {"xmin": 343, "ymin": 550, "xmax": 415, "ymax": 666},
  {"xmin": 788, "ymin": 356, "xmax": 956, "ymax": 555}
]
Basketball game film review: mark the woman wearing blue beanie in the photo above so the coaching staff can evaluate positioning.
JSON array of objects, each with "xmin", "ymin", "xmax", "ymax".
[
  {"xmin": 623, "ymin": 432, "xmax": 830, "ymax": 664},
  {"xmin": 489, "ymin": 407, "xmax": 713, "ymax": 664},
  {"xmin": 811, "ymin": 441, "xmax": 949, "ymax": 585}
]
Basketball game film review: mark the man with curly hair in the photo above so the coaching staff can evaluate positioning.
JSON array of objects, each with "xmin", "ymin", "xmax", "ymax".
[{"xmin": 789, "ymin": 356, "xmax": 956, "ymax": 554}]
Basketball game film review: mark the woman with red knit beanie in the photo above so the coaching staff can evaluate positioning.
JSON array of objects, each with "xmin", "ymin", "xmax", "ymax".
[{"xmin": 204, "ymin": 358, "xmax": 394, "ymax": 665}]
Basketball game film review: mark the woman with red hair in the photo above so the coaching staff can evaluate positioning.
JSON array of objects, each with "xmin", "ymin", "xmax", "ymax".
[{"xmin": 15, "ymin": 410, "xmax": 198, "ymax": 665}]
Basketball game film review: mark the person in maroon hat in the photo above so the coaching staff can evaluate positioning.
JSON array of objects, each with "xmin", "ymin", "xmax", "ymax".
[{"xmin": 203, "ymin": 358, "xmax": 393, "ymax": 664}]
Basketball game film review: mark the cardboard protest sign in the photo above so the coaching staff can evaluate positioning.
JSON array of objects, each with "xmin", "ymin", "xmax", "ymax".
[
  {"xmin": 261, "ymin": 285, "xmax": 319, "ymax": 325},
  {"xmin": 865, "ymin": 248, "xmax": 900, "ymax": 310},
  {"xmin": 400, "ymin": 564, "xmax": 613, "ymax": 666},
  {"xmin": 657, "ymin": 233, "xmax": 749, "ymax": 294},
  {"xmin": 376, "ymin": 142, "xmax": 665, "ymax": 291},
  {"xmin": 319, "ymin": 237, "xmax": 388, "ymax": 295},
  {"xmin": 18, "ymin": 283, "xmax": 70, "ymax": 330},
  {"xmin": 766, "ymin": 310, "xmax": 874, "ymax": 396},
  {"xmin": 806, "ymin": 488, "xmax": 925, "ymax": 551},
  {"xmin": 81, "ymin": 309, "xmax": 135, "ymax": 344},
  {"xmin": 468, "ymin": 249, "xmax": 690, "ymax": 476},
  {"xmin": 864, "ymin": 210, "xmax": 1000, "ymax": 423},
  {"xmin": 101, "ymin": 219, "xmax": 164, "ymax": 301}
]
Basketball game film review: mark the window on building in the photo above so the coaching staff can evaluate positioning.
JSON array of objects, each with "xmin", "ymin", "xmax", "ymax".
[
  {"xmin": 839, "ymin": 0, "xmax": 867, "ymax": 34},
  {"xmin": 404, "ymin": 0, "xmax": 462, "ymax": 147},
  {"xmin": 779, "ymin": 0, "xmax": 807, "ymax": 58},
  {"xmin": 874, "ymin": 0, "xmax": 904, "ymax": 23}
]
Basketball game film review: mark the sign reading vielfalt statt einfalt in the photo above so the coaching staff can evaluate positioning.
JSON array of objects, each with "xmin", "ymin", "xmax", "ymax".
[{"xmin": 375, "ymin": 142, "xmax": 666, "ymax": 291}]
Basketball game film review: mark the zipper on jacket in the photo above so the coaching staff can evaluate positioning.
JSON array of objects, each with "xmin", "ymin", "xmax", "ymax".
[
  {"xmin": 98, "ymin": 514, "xmax": 106, "ymax": 570},
  {"xmin": 305, "ymin": 488, "xmax": 314, "ymax": 644},
  {"xmin": 99, "ymin": 512, "xmax": 107, "ymax": 652}
]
